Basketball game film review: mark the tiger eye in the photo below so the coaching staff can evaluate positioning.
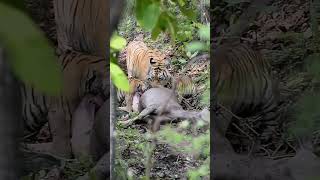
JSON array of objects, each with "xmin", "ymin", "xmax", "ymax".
[{"xmin": 150, "ymin": 58, "xmax": 156, "ymax": 64}]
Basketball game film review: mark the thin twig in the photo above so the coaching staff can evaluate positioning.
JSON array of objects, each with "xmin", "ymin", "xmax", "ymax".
[
  {"xmin": 232, "ymin": 123, "xmax": 253, "ymax": 140},
  {"xmin": 22, "ymin": 131, "xmax": 39, "ymax": 140},
  {"xmin": 271, "ymin": 143, "xmax": 284, "ymax": 157}
]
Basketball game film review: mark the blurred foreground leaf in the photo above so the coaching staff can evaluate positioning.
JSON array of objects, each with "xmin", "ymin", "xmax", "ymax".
[
  {"xmin": 0, "ymin": 3, "xmax": 62, "ymax": 95},
  {"xmin": 111, "ymin": 34, "xmax": 127, "ymax": 51},
  {"xmin": 186, "ymin": 41, "xmax": 206, "ymax": 53},
  {"xmin": 110, "ymin": 62, "xmax": 130, "ymax": 92},
  {"xmin": 1, "ymin": 0, "xmax": 27, "ymax": 13}
]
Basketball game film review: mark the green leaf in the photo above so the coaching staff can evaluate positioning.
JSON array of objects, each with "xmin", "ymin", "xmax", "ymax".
[
  {"xmin": 110, "ymin": 34, "xmax": 127, "ymax": 51},
  {"xmin": 186, "ymin": 41, "xmax": 206, "ymax": 53},
  {"xmin": 135, "ymin": 0, "xmax": 152, "ymax": 21},
  {"xmin": 178, "ymin": 58, "xmax": 187, "ymax": 64},
  {"xmin": 179, "ymin": 6, "xmax": 196, "ymax": 21},
  {"xmin": 151, "ymin": 12, "xmax": 168, "ymax": 40},
  {"xmin": 151, "ymin": 26, "xmax": 162, "ymax": 40},
  {"xmin": 0, "ymin": 3, "xmax": 62, "ymax": 95},
  {"xmin": 142, "ymin": 3, "xmax": 161, "ymax": 30},
  {"xmin": 110, "ymin": 62, "xmax": 130, "ymax": 92},
  {"xmin": 110, "ymin": 55, "xmax": 118, "ymax": 64},
  {"xmin": 178, "ymin": 0, "xmax": 186, "ymax": 6},
  {"xmin": 151, "ymin": 12, "xmax": 177, "ymax": 41},
  {"xmin": 135, "ymin": 0, "xmax": 161, "ymax": 30},
  {"xmin": 163, "ymin": 13, "xmax": 178, "ymax": 43},
  {"xmin": 1, "ymin": 0, "xmax": 27, "ymax": 13},
  {"xmin": 199, "ymin": 24, "xmax": 210, "ymax": 40}
]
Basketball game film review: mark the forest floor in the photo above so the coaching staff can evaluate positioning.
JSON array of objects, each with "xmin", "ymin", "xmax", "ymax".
[
  {"xmin": 114, "ymin": 33, "xmax": 210, "ymax": 179},
  {"xmin": 113, "ymin": 5, "xmax": 210, "ymax": 178}
]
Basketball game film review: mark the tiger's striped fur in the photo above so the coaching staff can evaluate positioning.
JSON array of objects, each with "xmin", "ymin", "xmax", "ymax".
[
  {"xmin": 175, "ymin": 75, "xmax": 195, "ymax": 98},
  {"xmin": 214, "ymin": 42, "xmax": 280, "ymax": 135},
  {"xmin": 53, "ymin": 0, "xmax": 108, "ymax": 57},
  {"xmin": 22, "ymin": 50, "xmax": 108, "ymax": 134},
  {"xmin": 118, "ymin": 40, "xmax": 172, "ymax": 112}
]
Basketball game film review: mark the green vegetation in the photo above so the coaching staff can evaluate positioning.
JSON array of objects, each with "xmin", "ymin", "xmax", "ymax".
[
  {"xmin": 115, "ymin": 0, "xmax": 210, "ymax": 179},
  {"xmin": 286, "ymin": 0, "xmax": 320, "ymax": 140},
  {"xmin": 110, "ymin": 34, "xmax": 130, "ymax": 92},
  {"xmin": 0, "ymin": 2, "xmax": 62, "ymax": 95}
]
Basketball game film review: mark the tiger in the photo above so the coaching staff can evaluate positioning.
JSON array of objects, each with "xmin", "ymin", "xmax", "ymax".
[
  {"xmin": 213, "ymin": 41, "xmax": 280, "ymax": 136},
  {"xmin": 117, "ymin": 40, "xmax": 172, "ymax": 112},
  {"xmin": 22, "ymin": 50, "xmax": 108, "ymax": 136},
  {"xmin": 175, "ymin": 75, "xmax": 196, "ymax": 98}
]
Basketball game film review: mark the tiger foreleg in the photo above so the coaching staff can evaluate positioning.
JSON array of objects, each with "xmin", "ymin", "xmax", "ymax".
[
  {"xmin": 119, "ymin": 105, "xmax": 157, "ymax": 127},
  {"xmin": 119, "ymin": 89, "xmax": 142, "ymax": 113},
  {"xmin": 118, "ymin": 82, "xmax": 137, "ymax": 113}
]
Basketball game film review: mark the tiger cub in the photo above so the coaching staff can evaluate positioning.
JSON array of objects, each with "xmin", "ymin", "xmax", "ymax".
[{"xmin": 118, "ymin": 40, "xmax": 172, "ymax": 112}]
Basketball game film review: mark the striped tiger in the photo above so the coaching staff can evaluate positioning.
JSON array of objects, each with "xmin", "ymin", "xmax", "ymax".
[
  {"xmin": 214, "ymin": 42, "xmax": 280, "ymax": 135},
  {"xmin": 175, "ymin": 75, "xmax": 196, "ymax": 98},
  {"xmin": 118, "ymin": 40, "xmax": 172, "ymax": 112},
  {"xmin": 22, "ymin": 50, "xmax": 108, "ymax": 135}
]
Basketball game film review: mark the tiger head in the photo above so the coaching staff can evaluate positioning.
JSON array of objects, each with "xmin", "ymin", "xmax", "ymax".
[{"xmin": 146, "ymin": 49, "xmax": 172, "ymax": 87}]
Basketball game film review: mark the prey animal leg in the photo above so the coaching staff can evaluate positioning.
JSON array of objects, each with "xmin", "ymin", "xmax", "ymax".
[
  {"xmin": 168, "ymin": 109, "xmax": 201, "ymax": 120},
  {"xmin": 151, "ymin": 115, "xmax": 171, "ymax": 132},
  {"xmin": 119, "ymin": 105, "xmax": 157, "ymax": 127}
]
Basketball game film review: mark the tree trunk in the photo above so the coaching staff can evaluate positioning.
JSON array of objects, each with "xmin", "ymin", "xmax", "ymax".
[{"xmin": 0, "ymin": 48, "xmax": 22, "ymax": 179}]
